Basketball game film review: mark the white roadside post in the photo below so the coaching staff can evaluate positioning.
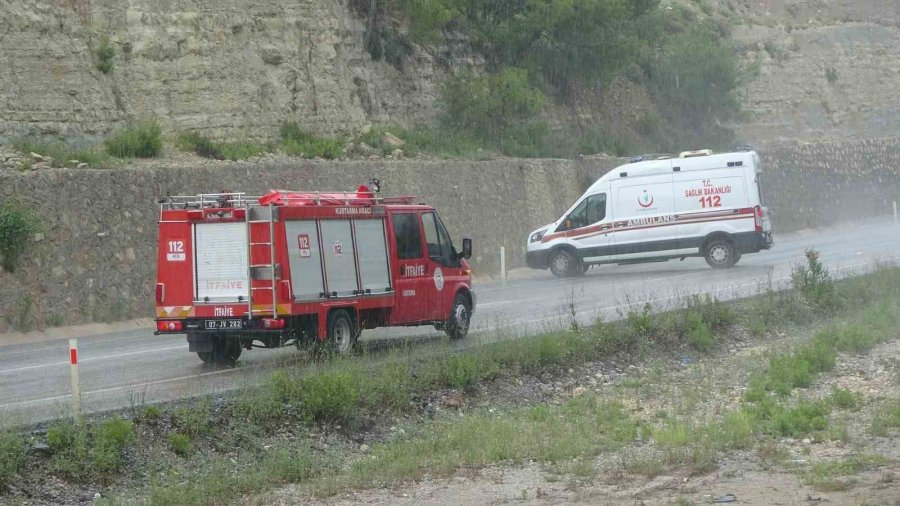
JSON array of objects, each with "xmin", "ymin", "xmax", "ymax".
[
  {"xmin": 500, "ymin": 246, "xmax": 507, "ymax": 284},
  {"xmin": 69, "ymin": 339, "xmax": 81, "ymax": 421},
  {"xmin": 893, "ymin": 200, "xmax": 898, "ymax": 225}
]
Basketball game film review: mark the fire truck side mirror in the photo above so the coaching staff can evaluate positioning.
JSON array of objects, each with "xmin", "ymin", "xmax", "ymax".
[{"xmin": 461, "ymin": 238, "xmax": 473, "ymax": 260}]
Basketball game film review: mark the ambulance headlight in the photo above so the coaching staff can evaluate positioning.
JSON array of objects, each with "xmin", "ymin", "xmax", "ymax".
[{"xmin": 530, "ymin": 230, "xmax": 546, "ymax": 243}]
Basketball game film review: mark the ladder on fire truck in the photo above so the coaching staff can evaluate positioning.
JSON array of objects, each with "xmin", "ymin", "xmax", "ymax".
[{"xmin": 246, "ymin": 204, "xmax": 279, "ymax": 319}]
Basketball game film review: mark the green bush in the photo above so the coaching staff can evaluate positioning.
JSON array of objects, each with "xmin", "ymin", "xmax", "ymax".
[
  {"xmin": 766, "ymin": 399, "xmax": 831, "ymax": 437},
  {"xmin": 47, "ymin": 418, "xmax": 134, "ymax": 478},
  {"xmin": 364, "ymin": 356, "xmax": 416, "ymax": 412},
  {"xmin": 439, "ymin": 68, "xmax": 545, "ymax": 141},
  {"xmin": 174, "ymin": 403, "xmax": 212, "ymax": 436},
  {"xmin": 0, "ymin": 199, "xmax": 41, "ymax": 273},
  {"xmin": 169, "ymin": 433, "xmax": 192, "ymax": 456},
  {"xmin": 298, "ymin": 371, "xmax": 360, "ymax": 424},
  {"xmin": 96, "ymin": 36, "xmax": 115, "ymax": 74},
  {"xmin": 625, "ymin": 303, "xmax": 656, "ymax": 340},
  {"xmin": 92, "ymin": 418, "xmax": 134, "ymax": 473},
  {"xmin": 647, "ymin": 23, "xmax": 741, "ymax": 148},
  {"xmin": 827, "ymin": 388, "xmax": 862, "ymax": 411},
  {"xmin": 791, "ymin": 249, "xmax": 837, "ymax": 310},
  {"xmin": 870, "ymin": 400, "xmax": 900, "ymax": 437},
  {"xmin": 0, "ymin": 431, "xmax": 25, "ymax": 489},
  {"xmin": 279, "ymin": 123, "xmax": 344, "ymax": 160},
  {"xmin": 105, "ymin": 121, "xmax": 163, "ymax": 158},
  {"xmin": 142, "ymin": 405, "xmax": 163, "ymax": 421},
  {"xmin": 686, "ymin": 316, "xmax": 715, "ymax": 352},
  {"xmin": 685, "ymin": 294, "xmax": 734, "ymax": 329}
]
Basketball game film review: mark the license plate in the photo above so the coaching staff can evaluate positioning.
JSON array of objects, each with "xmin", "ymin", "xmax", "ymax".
[{"xmin": 205, "ymin": 319, "xmax": 244, "ymax": 330}]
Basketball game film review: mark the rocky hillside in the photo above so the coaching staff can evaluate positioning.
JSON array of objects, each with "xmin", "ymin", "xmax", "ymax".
[
  {"xmin": 0, "ymin": 0, "xmax": 473, "ymax": 141},
  {"xmin": 724, "ymin": 0, "xmax": 900, "ymax": 142},
  {"xmin": 0, "ymin": 0, "xmax": 898, "ymax": 144}
]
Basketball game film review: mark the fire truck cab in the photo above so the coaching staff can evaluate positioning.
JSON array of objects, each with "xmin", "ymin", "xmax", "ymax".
[{"xmin": 155, "ymin": 182, "xmax": 475, "ymax": 366}]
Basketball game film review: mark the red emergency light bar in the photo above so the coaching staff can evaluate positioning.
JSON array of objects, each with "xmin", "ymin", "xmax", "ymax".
[{"xmin": 259, "ymin": 187, "xmax": 416, "ymax": 207}]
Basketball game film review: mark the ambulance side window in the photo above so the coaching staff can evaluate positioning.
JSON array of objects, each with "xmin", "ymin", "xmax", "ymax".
[{"xmin": 392, "ymin": 213, "xmax": 423, "ymax": 259}]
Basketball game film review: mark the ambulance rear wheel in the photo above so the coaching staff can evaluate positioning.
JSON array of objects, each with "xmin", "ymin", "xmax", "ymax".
[
  {"xmin": 704, "ymin": 239, "xmax": 737, "ymax": 269},
  {"xmin": 327, "ymin": 309, "xmax": 358, "ymax": 354},
  {"xmin": 549, "ymin": 249, "xmax": 583, "ymax": 278},
  {"xmin": 445, "ymin": 294, "xmax": 471, "ymax": 340}
]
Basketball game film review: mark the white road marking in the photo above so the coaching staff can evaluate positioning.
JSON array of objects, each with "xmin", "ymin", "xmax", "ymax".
[
  {"xmin": 0, "ymin": 333, "xmax": 163, "ymax": 359},
  {"xmin": 0, "ymin": 344, "xmax": 187, "ymax": 374}
]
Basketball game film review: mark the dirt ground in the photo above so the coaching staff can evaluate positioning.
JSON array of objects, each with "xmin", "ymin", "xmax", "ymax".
[{"xmin": 260, "ymin": 332, "xmax": 900, "ymax": 506}]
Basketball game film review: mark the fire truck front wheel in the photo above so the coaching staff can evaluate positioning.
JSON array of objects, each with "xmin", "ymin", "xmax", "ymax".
[
  {"xmin": 327, "ymin": 309, "xmax": 358, "ymax": 354},
  {"xmin": 445, "ymin": 293, "xmax": 472, "ymax": 340}
]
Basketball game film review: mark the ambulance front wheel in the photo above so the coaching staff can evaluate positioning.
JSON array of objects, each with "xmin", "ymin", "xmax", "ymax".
[
  {"xmin": 704, "ymin": 238, "xmax": 738, "ymax": 269},
  {"xmin": 445, "ymin": 294, "xmax": 471, "ymax": 340},
  {"xmin": 549, "ymin": 249, "xmax": 584, "ymax": 278}
]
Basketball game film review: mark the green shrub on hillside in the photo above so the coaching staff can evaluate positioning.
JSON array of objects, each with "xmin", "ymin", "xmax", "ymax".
[
  {"xmin": 280, "ymin": 123, "xmax": 344, "ymax": 160},
  {"xmin": 177, "ymin": 133, "xmax": 268, "ymax": 161},
  {"xmin": 13, "ymin": 139, "xmax": 110, "ymax": 168},
  {"xmin": 647, "ymin": 23, "xmax": 741, "ymax": 148},
  {"xmin": 105, "ymin": 121, "xmax": 163, "ymax": 158},
  {"xmin": 438, "ymin": 67, "xmax": 549, "ymax": 154},
  {"xmin": 0, "ymin": 199, "xmax": 41, "ymax": 273},
  {"xmin": 96, "ymin": 36, "xmax": 115, "ymax": 74}
]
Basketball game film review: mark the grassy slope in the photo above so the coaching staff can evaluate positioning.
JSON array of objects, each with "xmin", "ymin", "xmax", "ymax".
[{"xmin": 1, "ymin": 264, "xmax": 899, "ymax": 504}]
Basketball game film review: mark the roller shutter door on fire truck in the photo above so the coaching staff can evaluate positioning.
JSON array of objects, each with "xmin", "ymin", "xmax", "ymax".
[{"xmin": 194, "ymin": 222, "xmax": 249, "ymax": 302}]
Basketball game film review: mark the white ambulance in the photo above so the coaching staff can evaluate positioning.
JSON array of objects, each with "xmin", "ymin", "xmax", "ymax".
[{"xmin": 526, "ymin": 149, "xmax": 773, "ymax": 278}]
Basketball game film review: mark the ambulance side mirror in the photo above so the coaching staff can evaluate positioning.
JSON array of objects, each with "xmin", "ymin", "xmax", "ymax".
[{"xmin": 461, "ymin": 238, "xmax": 472, "ymax": 260}]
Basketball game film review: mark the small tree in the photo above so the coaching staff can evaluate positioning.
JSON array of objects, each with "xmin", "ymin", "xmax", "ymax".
[
  {"xmin": 0, "ymin": 199, "xmax": 41, "ymax": 273},
  {"xmin": 791, "ymin": 249, "xmax": 836, "ymax": 310}
]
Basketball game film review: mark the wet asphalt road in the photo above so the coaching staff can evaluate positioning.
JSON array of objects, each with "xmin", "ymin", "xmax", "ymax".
[{"xmin": 1, "ymin": 219, "xmax": 899, "ymax": 424}]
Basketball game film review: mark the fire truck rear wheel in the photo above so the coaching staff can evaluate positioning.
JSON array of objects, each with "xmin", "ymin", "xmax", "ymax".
[
  {"xmin": 201, "ymin": 336, "xmax": 242, "ymax": 366},
  {"xmin": 549, "ymin": 249, "xmax": 584, "ymax": 278},
  {"xmin": 445, "ymin": 294, "xmax": 471, "ymax": 340},
  {"xmin": 327, "ymin": 309, "xmax": 358, "ymax": 354}
]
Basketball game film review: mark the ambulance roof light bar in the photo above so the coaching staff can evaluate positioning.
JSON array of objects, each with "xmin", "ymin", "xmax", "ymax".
[{"xmin": 679, "ymin": 149, "xmax": 714, "ymax": 158}]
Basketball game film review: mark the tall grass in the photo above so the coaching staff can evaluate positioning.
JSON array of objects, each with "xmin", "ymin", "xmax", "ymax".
[
  {"xmin": 13, "ymin": 139, "xmax": 111, "ymax": 168},
  {"xmin": 0, "ymin": 432, "xmax": 25, "ymax": 489},
  {"xmin": 104, "ymin": 121, "xmax": 163, "ymax": 158},
  {"xmin": 279, "ymin": 123, "xmax": 344, "ymax": 159},
  {"xmin": 176, "ymin": 132, "xmax": 268, "ymax": 161}
]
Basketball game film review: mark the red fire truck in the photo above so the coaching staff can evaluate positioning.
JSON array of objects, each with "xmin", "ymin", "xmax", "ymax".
[{"xmin": 155, "ymin": 181, "xmax": 474, "ymax": 365}]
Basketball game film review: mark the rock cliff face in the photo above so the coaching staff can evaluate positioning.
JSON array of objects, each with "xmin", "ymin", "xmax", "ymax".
[
  {"xmin": 728, "ymin": 0, "xmax": 900, "ymax": 142},
  {"xmin": 0, "ymin": 0, "xmax": 455, "ymax": 141},
  {"xmin": 1, "ymin": 0, "xmax": 898, "ymax": 143}
]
